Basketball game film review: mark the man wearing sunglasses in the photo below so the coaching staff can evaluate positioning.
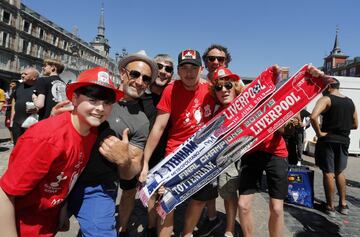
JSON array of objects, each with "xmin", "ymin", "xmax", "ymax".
[
  {"xmin": 139, "ymin": 54, "xmax": 174, "ymax": 237},
  {"xmin": 139, "ymin": 49, "xmax": 216, "ymax": 237},
  {"xmin": 65, "ymin": 50, "xmax": 158, "ymax": 237},
  {"xmin": 202, "ymin": 44, "xmax": 232, "ymax": 80}
]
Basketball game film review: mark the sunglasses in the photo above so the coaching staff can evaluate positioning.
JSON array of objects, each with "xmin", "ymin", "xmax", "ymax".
[
  {"xmin": 207, "ymin": 56, "xmax": 226, "ymax": 63},
  {"xmin": 157, "ymin": 63, "xmax": 173, "ymax": 73},
  {"xmin": 124, "ymin": 68, "xmax": 152, "ymax": 84},
  {"xmin": 214, "ymin": 81, "xmax": 233, "ymax": 91}
]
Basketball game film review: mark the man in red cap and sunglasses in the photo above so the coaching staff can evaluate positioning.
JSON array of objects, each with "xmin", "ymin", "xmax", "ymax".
[{"xmin": 0, "ymin": 67, "xmax": 124, "ymax": 237}]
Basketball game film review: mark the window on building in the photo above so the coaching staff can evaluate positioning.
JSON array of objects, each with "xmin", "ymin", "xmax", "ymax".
[
  {"xmin": 23, "ymin": 20, "xmax": 31, "ymax": 33},
  {"xmin": 37, "ymin": 46, "xmax": 43, "ymax": 58},
  {"xmin": 2, "ymin": 10, "xmax": 11, "ymax": 24},
  {"xmin": 39, "ymin": 28, "xmax": 44, "ymax": 39},
  {"xmin": 326, "ymin": 62, "xmax": 332, "ymax": 72},
  {"xmin": 22, "ymin": 40, "xmax": 30, "ymax": 54},
  {"xmin": 63, "ymin": 41, "xmax": 68, "ymax": 50},
  {"xmin": 53, "ymin": 36, "xmax": 58, "ymax": 46},
  {"xmin": 62, "ymin": 54, "xmax": 69, "ymax": 62},
  {"xmin": 341, "ymin": 69, "xmax": 347, "ymax": 76},
  {"xmin": 0, "ymin": 32, "xmax": 10, "ymax": 48}
]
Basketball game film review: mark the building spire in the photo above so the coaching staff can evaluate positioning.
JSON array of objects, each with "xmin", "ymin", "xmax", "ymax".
[
  {"xmin": 97, "ymin": 2, "xmax": 105, "ymax": 38},
  {"xmin": 90, "ymin": 1, "xmax": 110, "ymax": 55},
  {"xmin": 331, "ymin": 26, "xmax": 343, "ymax": 55}
]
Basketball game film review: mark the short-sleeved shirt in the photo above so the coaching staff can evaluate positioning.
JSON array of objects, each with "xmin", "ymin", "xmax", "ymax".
[
  {"xmin": 36, "ymin": 75, "xmax": 66, "ymax": 120},
  {"xmin": 251, "ymin": 132, "xmax": 288, "ymax": 158},
  {"xmin": 0, "ymin": 112, "xmax": 97, "ymax": 236},
  {"xmin": 140, "ymin": 91, "xmax": 169, "ymax": 167},
  {"xmin": 157, "ymin": 80, "xmax": 216, "ymax": 155},
  {"xmin": 78, "ymin": 100, "xmax": 149, "ymax": 184},
  {"xmin": 13, "ymin": 82, "xmax": 37, "ymax": 125}
]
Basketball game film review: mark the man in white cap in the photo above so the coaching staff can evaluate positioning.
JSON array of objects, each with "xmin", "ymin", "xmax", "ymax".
[
  {"xmin": 65, "ymin": 50, "xmax": 158, "ymax": 237},
  {"xmin": 0, "ymin": 67, "xmax": 123, "ymax": 236}
]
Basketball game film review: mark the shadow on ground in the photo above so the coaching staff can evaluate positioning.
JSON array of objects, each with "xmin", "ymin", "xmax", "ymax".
[
  {"xmin": 346, "ymin": 179, "xmax": 360, "ymax": 189},
  {"xmin": 109, "ymin": 199, "xmax": 242, "ymax": 237},
  {"xmin": 0, "ymin": 138, "xmax": 11, "ymax": 152},
  {"xmin": 285, "ymin": 203, "xmax": 341, "ymax": 237}
]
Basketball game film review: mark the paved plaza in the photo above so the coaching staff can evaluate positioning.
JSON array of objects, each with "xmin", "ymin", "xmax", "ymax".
[{"xmin": 0, "ymin": 115, "xmax": 359, "ymax": 237}]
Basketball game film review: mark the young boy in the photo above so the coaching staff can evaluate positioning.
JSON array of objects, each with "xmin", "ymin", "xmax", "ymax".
[{"xmin": 0, "ymin": 67, "xmax": 124, "ymax": 236}]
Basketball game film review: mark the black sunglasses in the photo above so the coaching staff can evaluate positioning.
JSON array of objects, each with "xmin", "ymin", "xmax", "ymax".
[
  {"xmin": 207, "ymin": 56, "xmax": 226, "ymax": 63},
  {"xmin": 124, "ymin": 68, "xmax": 152, "ymax": 84},
  {"xmin": 214, "ymin": 81, "xmax": 233, "ymax": 91},
  {"xmin": 157, "ymin": 63, "xmax": 173, "ymax": 73}
]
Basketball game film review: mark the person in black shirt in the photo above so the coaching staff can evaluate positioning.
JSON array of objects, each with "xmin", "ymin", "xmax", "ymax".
[
  {"xmin": 140, "ymin": 53, "xmax": 174, "ymax": 237},
  {"xmin": 32, "ymin": 59, "xmax": 66, "ymax": 120},
  {"xmin": 311, "ymin": 78, "xmax": 358, "ymax": 217},
  {"xmin": 11, "ymin": 67, "xmax": 39, "ymax": 144}
]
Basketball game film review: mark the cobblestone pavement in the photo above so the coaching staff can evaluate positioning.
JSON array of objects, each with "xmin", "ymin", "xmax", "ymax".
[{"xmin": 1, "ymin": 115, "xmax": 359, "ymax": 237}]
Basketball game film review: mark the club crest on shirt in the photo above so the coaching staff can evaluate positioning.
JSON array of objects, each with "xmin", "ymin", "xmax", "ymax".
[
  {"xmin": 51, "ymin": 80, "xmax": 66, "ymax": 102},
  {"xmin": 44, "ymin": 172, "xmax": 68, "ymax": 193}
]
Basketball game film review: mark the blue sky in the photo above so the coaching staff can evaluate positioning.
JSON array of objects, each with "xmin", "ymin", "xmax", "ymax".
[{"xmin": 22, "ymin": 0, "xmax": 360, "ymax": 77}]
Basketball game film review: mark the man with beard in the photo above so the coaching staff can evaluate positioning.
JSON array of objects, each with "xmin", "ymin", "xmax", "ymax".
[
  {"xmin": 140, "ymin": 54, "xmax": 174, "ymax": 236},
  {"xmin": 65, "ymin": 51, "xmax": 158, "ymax": 237}
]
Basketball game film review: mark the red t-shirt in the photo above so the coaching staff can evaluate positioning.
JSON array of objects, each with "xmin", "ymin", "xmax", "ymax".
[
  {"xmin": 0, "ymin": 112, "xmax": 97, "ymax": 236},
  {"xmin": 157, "ymin": 80, "xmax": 215, "ymax": 155},
  {"xmin": 254, "ymin": 132, "xmax": 288, "ymax": 158}
]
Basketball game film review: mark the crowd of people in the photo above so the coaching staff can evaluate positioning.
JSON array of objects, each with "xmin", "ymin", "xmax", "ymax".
[{"xmin": 0, "ymin": 44, "xmax": 358, "ymax": 237}]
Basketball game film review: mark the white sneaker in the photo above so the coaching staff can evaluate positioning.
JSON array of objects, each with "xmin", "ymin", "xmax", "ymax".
[{"xmin": 296, "ymin": 161, "xmax": 302, "ymax": 166}]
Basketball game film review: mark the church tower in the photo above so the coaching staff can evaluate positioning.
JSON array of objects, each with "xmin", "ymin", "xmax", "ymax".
[
  {"xmin": 90, "ymin": 3, "xmax": 110, "ymax": 57},
  {"xmin": 323, "ymin": 27, "xmax": 348, "ymax": 75}
]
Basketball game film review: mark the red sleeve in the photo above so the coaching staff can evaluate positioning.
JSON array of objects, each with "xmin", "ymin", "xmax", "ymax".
[
  {"xmin": 0, "ymin": 136, "xmax": 62, "ymax": 196},
  {"xmin": 156, "ymin": 83, "xmax": 172, "ymax": 113}
]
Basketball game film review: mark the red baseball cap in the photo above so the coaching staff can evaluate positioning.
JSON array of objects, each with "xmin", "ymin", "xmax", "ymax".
[
  {"xmin": 66, "ymin": 67, "xmax": 124, "ymax": 101},
  {"xmin": 212, "ymin": 66, "xmax": 241, "ymax": 82}
]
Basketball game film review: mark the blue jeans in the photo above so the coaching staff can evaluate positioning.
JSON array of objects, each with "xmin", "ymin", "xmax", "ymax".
[{"xmin": 67, "ymin": 182, "xmax": 118, "ymax": 237}]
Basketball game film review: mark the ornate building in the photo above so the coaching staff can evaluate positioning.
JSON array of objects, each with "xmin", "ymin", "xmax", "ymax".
[
  {"xmin": 321, "ymin": 28, "xmax": 360, "ymax": 77},
  {"xmin": 0, "ymin": 0, "xmax": 119, "ymax": 89}
]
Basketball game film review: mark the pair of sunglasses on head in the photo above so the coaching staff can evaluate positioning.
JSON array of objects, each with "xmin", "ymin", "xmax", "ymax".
[{"xmin": 214, "ymin": 81, "xmax": 234, "ymax": 91}]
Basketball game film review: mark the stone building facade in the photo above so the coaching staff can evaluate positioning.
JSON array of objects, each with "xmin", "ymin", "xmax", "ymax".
[{"xmin": 0, "ymin": 0, "xmax": 119, "ymax": 90}]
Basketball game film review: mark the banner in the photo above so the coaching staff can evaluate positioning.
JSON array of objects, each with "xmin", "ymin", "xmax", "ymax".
[
  {"xmin": 155, "ymin": 65, "xmax": 334, "ymax": 218},
  {"xmin": 139, "ymin": 66, "xmax": 279, "ymax": 205}
]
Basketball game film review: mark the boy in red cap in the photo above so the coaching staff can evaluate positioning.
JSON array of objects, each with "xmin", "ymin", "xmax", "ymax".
[{"xmin": 0, "ymin": 67, "xmax": 124, "ymax": 237}]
